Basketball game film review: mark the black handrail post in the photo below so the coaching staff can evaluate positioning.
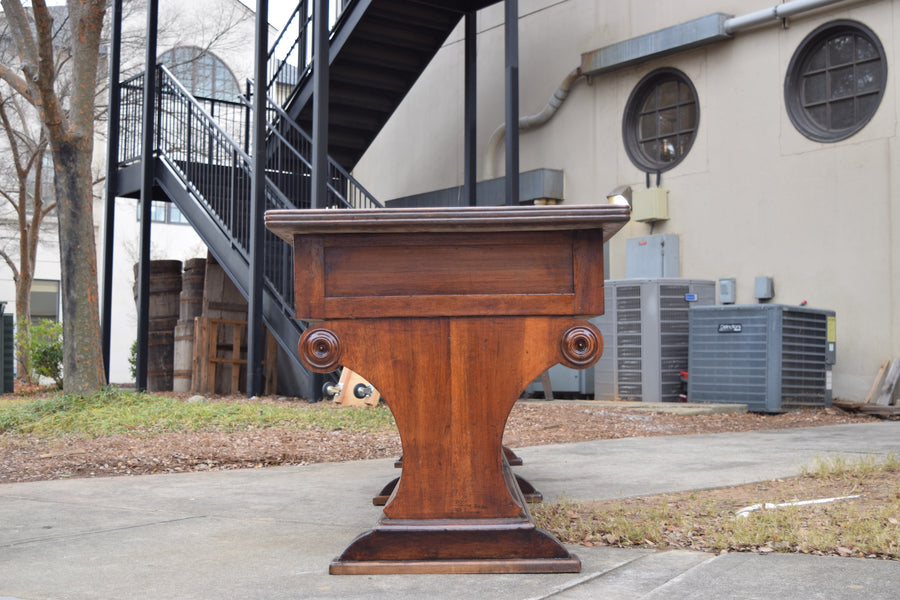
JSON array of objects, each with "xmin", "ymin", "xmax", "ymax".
[
  {"xmin": 247, "ymin": 0, "xmax": 269, "ymax": 398},
  {"xmin": 136, "ymin": 0, "xmax": 159, "ymax": 392},
  {"xmin": 101, "ymin": 0, "xmax": 123, "ymax": 383},
  {"xmin": 504, "ymin": 0, "xmax": 519, "ymax": 206},
  {"xmin": 464, "ymin": 10, "xmax": 477, "ymax": 207},
  {"xmin": 244, "ymin": 79, "xmax": 252, "ymax": 154}
]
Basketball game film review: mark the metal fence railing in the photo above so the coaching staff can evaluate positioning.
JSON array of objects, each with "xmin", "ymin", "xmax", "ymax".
[
  {"xmin": 245, "ymin": 80, "xmax": 382, "ymax": 211},
  {"xmin": 118, "ymin": 65, "xmax": 296, "ymax": 313},
  {"xmin": 266, "ymin": 0, "xmax": 353, "ymax": 106}
]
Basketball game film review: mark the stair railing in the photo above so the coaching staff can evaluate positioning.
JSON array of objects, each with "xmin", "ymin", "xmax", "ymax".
[
  {"xmin": 265, "ymin": 0, "xmax": 355, "ymax": 105},
  {"xmin": 118, "ymin": 65, "xmax": 298, "ymax": 314},
  {"xmin": 267, "ymin": 1, "xmax": 310, "ymax": 107},
  {"xmin": 245, "ymin": 79, "xmax": 383, "ymax": 210}
]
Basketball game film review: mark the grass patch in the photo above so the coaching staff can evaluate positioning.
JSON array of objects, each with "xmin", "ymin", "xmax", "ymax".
[
  {"xmin": 533, "ymin": 454, "xmax": 900, "ymax": 560},
  {"xmin": 0, "ymin": 388, "xmax": 396, "ymax": 438}
]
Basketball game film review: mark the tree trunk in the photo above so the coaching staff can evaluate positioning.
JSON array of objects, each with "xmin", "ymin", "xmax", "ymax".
[
  {"xmin": 54, "ymin": 139, "xmax": 105, "ymax": 394},
  {"xmin": 14, "ymin": 273, "xmax": 32, "ymax": 383},
  {"xmin": 15, "ymin": 173, "xmax": 35, "ymax": 383}
]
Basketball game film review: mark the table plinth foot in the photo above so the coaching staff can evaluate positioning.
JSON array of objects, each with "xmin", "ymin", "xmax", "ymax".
[
  {"xmin": 330, "ymin": 556, "xmax": 581, "ymax": 575},
  {"xmin": 372, "ymin": 476, "xmax": 399, "ymax": 506},
  {"xmin": 330, "ymin": 518, "xmax": 580, "ymax": 575}
]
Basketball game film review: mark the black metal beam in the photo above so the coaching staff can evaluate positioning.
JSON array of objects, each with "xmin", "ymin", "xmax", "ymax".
[
  {"xmin": 312, "ymin": 0, "xmax": 329, "ymax": 209},
  {"xmin": 247, "ymin": 0, "xmax": 268, "ymax": 398},
  {"xmin": 309, "ymin": 0, "xmax": 331, "ymax": 400},
  {"xmin": 464, "ymin": 11, "xmax": 476, "ymax": 207},
  {"xmin": 135, "ymin": 0, "xmax": 158, "ymax": 392},
  {"xmin": 101, "ymin": 0, "xmax": 123, "ymax": 383},
  {"xmin": 504, "ymin": 0, "xmax": 519, "ymax": 206}
]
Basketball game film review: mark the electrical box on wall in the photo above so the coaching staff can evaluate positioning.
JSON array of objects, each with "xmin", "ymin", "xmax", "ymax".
[
  {"xmin": 631, "ymin": 188, "xmax": 669, "ymax": 222},
  {"xmin": 719, "ymin": 278, "xmax": 736, "ymax": 304},
  {"xmin": 754, "ymin": 276, "xmax": 774, "ymax": 300},
  {"xmin": 626, "ymin": 234, "xmax": 680, "ymax": 278}
]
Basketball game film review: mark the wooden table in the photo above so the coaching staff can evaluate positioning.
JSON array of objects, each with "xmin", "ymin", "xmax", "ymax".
[{"xmin": 266, "ymin": 205, "xmax": 629, "ymax": 574}]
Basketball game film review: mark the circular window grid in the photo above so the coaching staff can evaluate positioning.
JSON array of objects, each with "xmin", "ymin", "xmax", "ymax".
[
  {"xmin": 623, "ymin": 68, "xmax": 700, "ymax": 173},
  {"xmin": 785, "ymin": 20, "xmax": 887, "ymax": 143}
]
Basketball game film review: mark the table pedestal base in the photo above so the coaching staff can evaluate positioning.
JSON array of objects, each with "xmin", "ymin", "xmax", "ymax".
[
  {"xmin": 300, "ymin": 316, "xmax": 597, "ymax": 575},
  {"xmin": 330, "ymin": 519, "xmax": 581, "ymax": 574}
]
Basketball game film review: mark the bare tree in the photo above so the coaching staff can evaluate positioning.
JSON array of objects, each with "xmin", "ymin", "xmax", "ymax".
[
  {"xmin": 0, "ymin": 87, "xmax": 57, "ymax": 382},
  {"xmin": 0, "ymin": 0, "xmax": 108, "ymax": 393},
  {"xmin": 0, "ymin": 0, "xmax": 252, "ymax": 392}
]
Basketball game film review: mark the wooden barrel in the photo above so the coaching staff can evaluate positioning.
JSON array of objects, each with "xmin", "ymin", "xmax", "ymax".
[
  {"xmin": 179, "ymin": 258, "xmax": 206, "ymax": 322},
  {"xmin": 133, "ymin": 260, "xmax": 183, "ymax": 321},
  {"xmin": 173, "ymin": 258, "xmax": 205, "ymax": 392},
  {"xmin": 147, "ymin": 329, "xmax": 175, "ymax": 392},
  {"xmin": 133, "ymin": 260, "xmax": 183, "ymax": 391},
  {"xmin": 172, "ymin": 320, "xmax": 195, "ymax": 392}
]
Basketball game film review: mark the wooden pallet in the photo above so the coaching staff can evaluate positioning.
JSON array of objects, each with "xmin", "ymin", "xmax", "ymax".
[
  {"xmin": 192, "ymin": 317, "xmax": 277, "ymax": 395},
  {"xmin": 833, "ymin": 358, "xmax": 900, "ymax": 417}
]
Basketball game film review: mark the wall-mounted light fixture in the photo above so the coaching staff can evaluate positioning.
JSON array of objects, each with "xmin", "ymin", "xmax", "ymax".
[{"xmin": 606, "ymin": 185, "xmax": 632, "ymax": 207}]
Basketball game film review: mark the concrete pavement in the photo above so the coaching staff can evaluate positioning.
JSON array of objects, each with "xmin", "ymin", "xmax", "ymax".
[{"xmin": 1, "ymin": 421, "xmax": 898, "ymax": 599}]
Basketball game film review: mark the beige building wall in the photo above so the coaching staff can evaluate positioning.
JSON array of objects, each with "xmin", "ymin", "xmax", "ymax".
[{"xmin": 353, "ymin": 0, "xmax": 900, "ymax": 401}]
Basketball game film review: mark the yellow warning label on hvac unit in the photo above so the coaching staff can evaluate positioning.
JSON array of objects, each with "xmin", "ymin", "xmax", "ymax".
[{"xmin": 827, "ymin": 316, "xmax": 836, "ymax": 343}]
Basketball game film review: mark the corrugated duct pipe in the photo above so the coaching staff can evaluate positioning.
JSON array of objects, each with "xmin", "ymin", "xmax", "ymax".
[
  {"xmin": 483, "ymin": 0, "xmax": 855, "ymax": 179},
  {"xmin": 483, "ymin": 67, "xmax": 582, "ymax": 179}
]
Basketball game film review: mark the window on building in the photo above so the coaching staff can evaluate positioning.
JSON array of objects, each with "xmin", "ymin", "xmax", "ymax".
[
  {"xmin": 30, "ymin": 280, "xmax": 59, "ymax": 321},
  {"xmin": 149, "ymin": 201, "xmax": 167, "ymax": 223},
  {"xmin": 137, "ymin": 201, "xmax": 191, "ymax": 225},
  {"xmin": 158, "ymin": 47, "xmax": 240, "ymax": 101},
  {"xmin": 168, "ymin": 204, "xmax": 190, "ymax": 225},
  {"xmin": 785, "ymin": 20, "xmax": 887, "ymax": 142},
  {"xmin": 623, "ymin": 68, "xmax": 699, "ymax": 172}
]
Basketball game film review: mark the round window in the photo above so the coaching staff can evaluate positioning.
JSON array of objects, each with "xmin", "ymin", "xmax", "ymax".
[
  {"xmin": 785, "ymin": 20, "xmax": 887, "ymax": 142},
  {"xmin": 623, "ymin": 68, "xmax": 699, "ymax": 172}
]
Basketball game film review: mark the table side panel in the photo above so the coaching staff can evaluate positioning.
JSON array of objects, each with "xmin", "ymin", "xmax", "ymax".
[
  {"xmin": 324, "ymin": 234, "xmax": 574, "ymax": 298},
  {"xmin": 322, "ymin": 294, "xmax": 576, "ymax": 319},
  {"xmin": 573, "ymin": 229, "xmax": 605, "ymax": 315},
  {"xmin": 292, "ymin": 234, "xmax": 325, "ymax": 318},
  {"xmin": 291, "ymin": 230, "xmax": 609, "ymax": 320}
]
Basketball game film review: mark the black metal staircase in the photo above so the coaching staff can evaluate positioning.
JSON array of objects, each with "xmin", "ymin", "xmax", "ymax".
[
  {"xmin": 116, "ymin": 0, "xmax": 502, "ymax": 395},
  {"xmin": 273, "ymin": 0, "xmax": 500, "ymax": 170}
]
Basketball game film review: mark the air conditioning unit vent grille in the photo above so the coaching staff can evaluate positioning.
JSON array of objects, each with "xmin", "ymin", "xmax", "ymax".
[
  {"xmin": 594, "ymin": 279, "xmax": 716, "ymax": 403},
  {"xmin": 687, "ymin": 305, "xmax": 835, "ymax": 412}
]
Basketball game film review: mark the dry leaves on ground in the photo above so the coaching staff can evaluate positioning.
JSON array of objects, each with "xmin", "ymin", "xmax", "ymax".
[{"xmin": 0, "ymin": 399, "xmax": 877, "ymax": 485}]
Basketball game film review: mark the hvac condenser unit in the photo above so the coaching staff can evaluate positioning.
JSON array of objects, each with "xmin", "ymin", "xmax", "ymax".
[
  {"xmin": 593, "ymin": 278, "xmax": 716, "ymax": 402},
  {"xmin": 687, "ymin": 305, "xmax": 836, "ymax": 413}
]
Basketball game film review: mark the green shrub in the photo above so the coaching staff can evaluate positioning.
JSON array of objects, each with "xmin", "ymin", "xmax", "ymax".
[
  {"xmin": 19, "ymin": 319, "xmax": 63, "ymax": 389},
  {"xmin": 129, "ymin": 340, "xmax": 137, "ymax": 380}
]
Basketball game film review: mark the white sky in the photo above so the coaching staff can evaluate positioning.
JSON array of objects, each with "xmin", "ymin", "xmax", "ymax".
[{"xmin": 236, "ymin": 0, "xmax": 296, "ymax": 30}]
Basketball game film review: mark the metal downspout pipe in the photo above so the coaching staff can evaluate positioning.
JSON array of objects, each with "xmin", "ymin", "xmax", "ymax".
[
  {"xmin": 482, "ymin": 0, "xmax": 856, "ymax": 179},
  {"xmin": 724, "ymin": 0, "xmax": 852, "ymax": 34}
]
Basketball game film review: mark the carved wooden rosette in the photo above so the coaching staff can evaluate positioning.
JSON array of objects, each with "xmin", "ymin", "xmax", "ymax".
[{"xmin": 268, "ymin": 206, "xmax": 630, "ymax": 575}]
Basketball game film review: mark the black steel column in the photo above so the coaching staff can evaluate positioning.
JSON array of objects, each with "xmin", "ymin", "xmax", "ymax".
[
  {"xmin": 309, "ymin": 0, "xmax": 330, "ymax": 400},
  {"xmin": 101, "ymin": 0, "xmax": 123, "ymax": 382},
  {"xmin": 311, "ymin": 0, "xmax": 329, "ymax": 209},
  {"xmin": 247, "ymin": 0, "xmax": 268, "ymax": 398},
  {"xmin": 464, "ymin": 11, "xmax": 477, "ymax": 207},
  {"xmin": 136, "ymin": 0, "xmax": 159, "ymax": 391},
  {"xmin": 504, "ymin": 0, "xmax": 519, "ymax": 206}
]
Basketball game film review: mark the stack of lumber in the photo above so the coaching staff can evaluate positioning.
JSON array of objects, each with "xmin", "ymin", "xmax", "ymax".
[{"xmin": 833, "ymin": 359, "xmax": 900, "ymax": 417}]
